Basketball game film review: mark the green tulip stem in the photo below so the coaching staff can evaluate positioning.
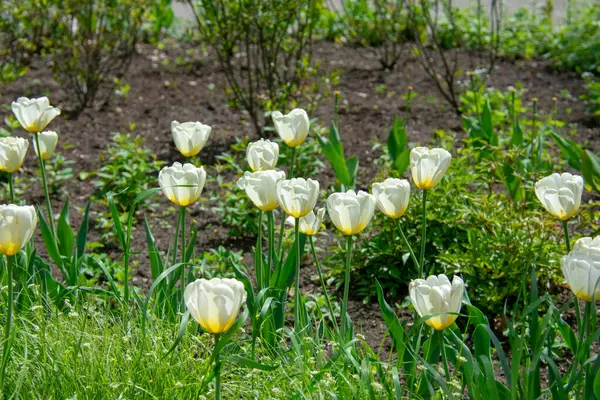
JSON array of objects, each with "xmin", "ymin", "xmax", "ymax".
[
  {"xmin": 172, "ymin": 207, "xmax": 181, "ymax": 267},
  {"xmin": 8, "ymin": 173, "xmax": 15, "ymax": 204},
  {"xmin": 213, "ymin": 333, "xmax": 222, "ymax": 400},
  {"xmin": 437, "ymin": 330, "xmax": 452, "ymax": 395},
  {"xmin": 180, "ymin": 205, "xmax": 187, "ymax": 297},
  {"xmin": 419, "ymin": 190, "xmax": 428, "ymax": 278},
  {"xmin": 1, "ymin": 255, "xmax": 15, "ymax": 389},
  {"xmin": 257, "ymin": 212, "xmax": 264, "ymax": 290},
  {"xmin": 340, "ymin": 234, "xmax": 353, "ymax": 339},
  {"xmin": 34, "ymin": 132, "xmax": 56, "ymax": 235},
  {"xmin": 277, "ymin": 146, "xmax": 297, "ymax": 258},
  {"xmin": 309, "ymin": 235, "xmax": 339, "ymax": 334},
  {"xmin": 294, "ymin": 218, "xmax": 301, "ymax": 333},
  {"xmin": 396, "ymin": 219, "xmax": 419, "ymax": 273},
  {"xmin": 562, "ymin": 220, "xmax": 571, "ymax": 253},
  {"xmin": 267, "ymin": 211, "xmax": 275, "ymax": 284}
]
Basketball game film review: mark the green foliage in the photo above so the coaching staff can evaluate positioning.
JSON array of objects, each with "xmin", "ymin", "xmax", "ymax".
[
  {"xmin": 342, "ymin": 0, "xmax": 412, "ymax": 69},
  {"xmin": 546, "ymin": 3, "xmax": 600, "ymax": 73},
  {"xmin": 582, "ymin": 73, "xmax": 600, "ymax": 121},
  {"xmin": 85, "ymin": 133, "xmax": 164, "ymax": 214},
  {"xmin": 50, "ymin": 0, "xmax": 147, "ymax": 116},
  {"xmin": 317, "ymin": 123, "xmax": 358, "ymax": 190},
  {"xmin": 189, "ymin": 0, "xmax": 323, "ymax": 134}
]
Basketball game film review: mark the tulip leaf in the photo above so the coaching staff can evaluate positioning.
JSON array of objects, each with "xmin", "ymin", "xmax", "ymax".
[
  {"xmin": 594, "ymin": 365, "xmax": 600, "ymax": 399},
  {"xmin": 57, "ymin": 201, "xmax": 75, "ymax": 265},
  {"xmin": 318, "ymin": 122, "xmax": 357, "ymax": 188},
  {"xmin": 481, "ymin": 99, "xmax": 494, "ymax": 144},
  {"xmin": 230, "ymin": 258, "xmax": 256, "ymax": 316},
  {"xmin": 213, "ymin": 308, "xmax": 249, "ymax": 356},
  {"xmin": 551, "ymin": 129, "xmax": 583, "ymax": 170},
  {"xmin": 75, "ymin": 201, "xmax": 91, "ymax": 261},
  {"xmin": 553, "ymin": 310, "xmax": 577, "ymax": 354},
  {"xmin": 106, "ymin": 192, "xmax": 126, "ymax": 250},
  {"xmin": 394, "ymin": 148, "xmax": 411, "ymax": 175},
  {"xmin": 272, "ymin": 234, "xmax": 306, "ymax": 290},
  {"xmin": 228, "ymin": 355, "xmax": 278, "ymax": 371},
  {"xmin": 36, "ymin": 206, "xmax": 63, "ymax": 271},
  {"xmin": 543, "ymin": 353, "xmax": 567, "ymax": 400},
  {"xmin": 582, "ymin": 150, "xmax": 600, "ymax": 192},
  {"xmin": 163, "ymin": 311, "xmax": 190, "ymax": 359},
  {"xmin": 144, "ymin": 218, "xmax": 164, "ymax": 281},
  {"xmin": 388, "ymin": 114, "xmax": 407, "ymax": 162},
  {"xmin": 510, "ymin": 121, "xmax": 524, "ymax": 147},
  {"xmin": 375, "ymin": 280, "xmax": 407, "ymax": 365},
  {"xmin": 473, "ymin": 325, "xmax": 491, "ymax": 364},
  {"xmin": 345, "ymin": 156, "xmax": 359, "ymax": 188}
]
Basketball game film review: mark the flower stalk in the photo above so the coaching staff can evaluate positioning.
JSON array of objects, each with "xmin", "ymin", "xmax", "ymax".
[
  {"xmin": 419, "ymin": 190, "xmax": 428, "ymax": 278},
  {"xmin": 341, "ymin": 234, "xmax": 353, "ymax": 339},
  {"xmin": 34, "ymin": 132, "xmax": 55, "ymax": 234},
  {"xmin": 1, "ymin": 255, "xmax": 15, "ymax": 389},
  {"xmin": 309, "ymin": 236, "xmax": 339, "ymax": 334}
]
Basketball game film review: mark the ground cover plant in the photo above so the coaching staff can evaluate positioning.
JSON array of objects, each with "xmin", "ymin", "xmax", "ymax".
[{"xmin": 0, "ymin": 0, "xmax": 599, "ymax": 399}]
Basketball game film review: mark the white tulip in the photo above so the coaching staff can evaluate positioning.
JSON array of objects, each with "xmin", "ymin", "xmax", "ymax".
[
  {"xmin": 11, "ymin": 97, "xmax": 61, "ymax": 133},
  {"xmin": 410, "ymin": 274, "xmax": 464, "ymax": 331},
  {"xmin": 372, "ymin": 178, "xmax": 411, "ymax": 219},
  {"xmin": 158, "ymin": 162, "xmax": 206, "ymax": 206},
  {"xmin": 276, "ymin": 178, "xmax": 320, "ymax": 218},
  {"xmin": 535, "ymin": 173, "xmax": 584, "ymax": 220},
  {"xmin": 0, "ymin": 137, "xmax": 28, "ymax": 173},
  {"xmin": 246, "ymin": 139, "xmax": 279, "ymax": 172},
  {"xmin": 171, "ymin": 121, "xmax": 211, "ymax": 157},
  {"xmin": 0, "ymin": 205, "xmax": 37, "ymax": 256},
  {"xmin": 272, "ymin": 108, "xmax": 310, "ymax": 147},
  {"xmin": 410, "ymin": 147, "xmax": 452, "ymax": 190},
  {"xmin": 561, "ymin": 236, "xmax": 600, "ymax": 302},
  {"xmin": 33, "ymin": 131, "xmax": 59, "ymax": 160},
  {"xmin": 286, "ymin": 207, "xmax": 326, "ymax": 236},
  {"xmin": 326, "ymin": 190, "xmax": 376, "ymax": 235},
  {"xmin": 237, "ymin": 170, "xmax": 286, "ymax": 211},
  {"xmin": 184, "ymin": 278, "xmax": 247, "ymax": 334}
]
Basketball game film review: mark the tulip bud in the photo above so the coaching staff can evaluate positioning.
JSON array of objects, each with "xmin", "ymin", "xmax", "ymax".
[
  {"xmin": 372, "ymin": 178, "xmax": 410, "ymax": 219},
  {"xmin": 561, "ymin": 236, "xmax": 600, "ymax": 302},
  {"xmin": 0, "ymin": 137, "xmax": 28, "ymax": 173},
  {"xmin": 0, "ymin": 205, "xmax": 38, "ymax": 256},
  {"xmin": 171, "ymin": 121, "xmax": 211, "ymax": 157},
  {"xmin": 276, "ymin": 178, "xmax": 320, "ymax": 218},
  {"xmin": 409, "ymin": 274, "xmax": 464, "ymax": 331},
  {"xmin": 286, "ymin": 207, "xmax": 326, "ymax": 235},
  {"xmin": 237, "ymin": 170, "xmax": 286, "ymax": 211},
  {"xmin": 184, "ymin": 278, "xmax": 247, "ymax": 334},
  {"xmin": 11, "ymin": 97, "xmax": 61, "ymax": 133},
  {"xmin": 410, "ymin": 147, "xmax": 452, "ymax": 190},
  {"xmin": 33, "ymin": 131, "xmax": 59, "ymax": 160},
  {"xmin": 246, "ymin": 139, "xmax": 279, "ymax": 172},
  {"xmin": 158, "ymin": 162, "xmax": 206, "ymax": 206},
  {"xmin": 535, "ymin": 173, "xmax": 583, "ymax": 220},
  {"xmin": 272, "ymin": 108, "xmax": 310, "ymax": 147},
  {"xmin": 326, "ymin": 190, "xmax": 376, "ymax": 235}
]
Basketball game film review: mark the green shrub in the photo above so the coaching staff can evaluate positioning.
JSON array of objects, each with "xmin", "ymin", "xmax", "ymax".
[
  {"xmin": 50, "ymin": 0, "xmax": 147, "ymax": 116},
  {"xmin": 188, "ymin": 0, "xmax": 323, "ymax": 135}
]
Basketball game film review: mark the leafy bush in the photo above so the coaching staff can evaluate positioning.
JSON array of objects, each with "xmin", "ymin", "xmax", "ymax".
[
  {"xmin": 582, "ymin": 73, "xmax": 600, "ymax": 120},
  {"xmin": 188, "ymin": 0, "xmax": 322, "ymax": 135},
  {"xmin": 546, "ymin": 3, "xmax": 600, "ymax": 73},
  {"xmin": 50, "ymin": 0, "xmax": 146, "ymax": 116},
  {"xmin": 342, "ymin": 0, "xmax": 412, "ymax": 69}
]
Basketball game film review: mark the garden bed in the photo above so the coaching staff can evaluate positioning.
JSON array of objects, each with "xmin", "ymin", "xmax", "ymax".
[{"xmin": 1, "ymin": 40, "xmax": 598, "ymax": 350}]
